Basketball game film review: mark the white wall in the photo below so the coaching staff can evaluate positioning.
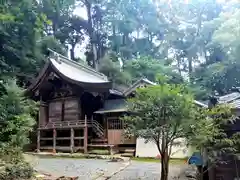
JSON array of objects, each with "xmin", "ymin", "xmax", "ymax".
[{"xmin": 135, "ymin": 138, "xmax": 190, "ymax": 159}]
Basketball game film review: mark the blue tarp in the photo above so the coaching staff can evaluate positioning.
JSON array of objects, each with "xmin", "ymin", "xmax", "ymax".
[{"xmin": 188, "ymin": 152, "xmax": 203, "ymax": 166}]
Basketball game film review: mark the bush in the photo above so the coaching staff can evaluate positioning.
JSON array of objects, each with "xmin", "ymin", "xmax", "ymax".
[
  {"xmin": 0, "ymin": 80, "xmax": 36, "ymax": 180},
  {"xmin": 0, "ymin": 161, "xmax": 34, "ymax": 180},
  {"xmin": 0, "ymin": 79, "xmax": 37, "ymax": 148},
  {"xmin": 0, "ymin": 145, "xmax": 23, "ymax": 164}
]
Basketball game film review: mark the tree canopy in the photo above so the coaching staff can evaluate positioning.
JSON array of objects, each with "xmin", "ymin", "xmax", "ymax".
[
  {"xmin": 0, "ymin": 0, "xmax": 239, "ymax": 98},
  {"xmin": 123, "ymin": 79, "xmax": 195, "ymax": 180}
]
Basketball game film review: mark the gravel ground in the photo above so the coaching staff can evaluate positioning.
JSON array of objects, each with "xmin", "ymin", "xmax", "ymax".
[
  {"xmin": 109, "ymin": 161, "xmax": 188, "ymax": 180},
  {"xmin": 33, "ymin": 157, "xmax": 188, "ymax": 180},
  {"xmin": 34, "ymin": 157, "xmax": 126, "ymax": 179}
]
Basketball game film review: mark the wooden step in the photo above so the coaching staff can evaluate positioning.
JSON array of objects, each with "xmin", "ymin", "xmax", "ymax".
[
  {"xmin": 119, "ymin": 148, "xmax": 135, "ymax": 153},
  {"xmin": 123, "ymin": 149, "xmax": 135, "ymax": 153},
  {"xmin": 121, "ymin": 152, "xmax": 135, "ymax": 157},
  {"xmin": 88, "ymin": 144, "xmax": 114, "ymax": 148}
]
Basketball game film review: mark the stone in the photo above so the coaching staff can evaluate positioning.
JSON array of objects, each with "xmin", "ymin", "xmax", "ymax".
[{"xmin": 184, "ymin": 165, "xmax": 198, "ymax": 179}]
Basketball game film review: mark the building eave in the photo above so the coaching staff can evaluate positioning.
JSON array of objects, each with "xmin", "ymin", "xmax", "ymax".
[{"xmin": 27, "ymin": 50, "xmax": 112, "ymax": 94}]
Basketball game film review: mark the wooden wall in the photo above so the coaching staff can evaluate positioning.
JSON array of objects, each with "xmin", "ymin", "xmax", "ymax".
[
  {"xmin": 64, "ymin": 98, "xmax": 80, "ymax": 121},
  {"xmin": 39, "ymin": 102, "xmax": 48, "ymax": 127},
  {"xmin": 49, "ymin": 100, "xmax": 62, "ymax": 122},
  {"xmin": 108, "ymin": 130, "xmax": 136, "ymax": 145},
  {"xmin": 47, "ymin": 97, "xmax": 80, "ymax": 123},
  {"xmin": 107, "ymin": 116, "xmax": 136, "ymax": 145}
]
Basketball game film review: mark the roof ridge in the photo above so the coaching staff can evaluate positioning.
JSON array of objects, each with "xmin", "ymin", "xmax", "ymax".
[
  {"xmin": 123, "ymin": 77, "xmax": 156, "ymax": 96},
  {"xmin": 48, "ymin": 48, "xmax": 108, "ymax": 80}
]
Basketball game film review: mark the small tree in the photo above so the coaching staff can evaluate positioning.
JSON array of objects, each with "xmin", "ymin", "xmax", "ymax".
[
  {"xmin": 123, "ymin": 81, "xmax": 195, "ymax": 180},
  {"xmin": 0, "ymin": 79, "xmax": 37, "ymax": 153},
  {"xmin": 0, "ymin": 79, "xmax": 36, "ymax": 179},
  {"xmin": 186, "ymin": 105, "xmax": 238, "ymax": 180}
]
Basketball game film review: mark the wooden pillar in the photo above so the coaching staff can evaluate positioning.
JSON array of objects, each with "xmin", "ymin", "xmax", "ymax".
[
  {"xmin": 70, "ymin": 128, "xmax": 74, "ymax": 153},
  {"xmin": 53, "ymin": 129, "xmax": 56, "ymax": 153},
  {"xmin": 84, "ymin": 115, "xmax": 88, "ymax": 153},
  {"xmin": 37, "ymin": 129, "xmax": 40, "ymax": 152}
]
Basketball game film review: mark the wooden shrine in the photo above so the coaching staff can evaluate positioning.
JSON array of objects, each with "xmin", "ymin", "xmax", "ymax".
[{"xmin": 27, "ymin": 50, "xmax": 152, "ymax": 154}]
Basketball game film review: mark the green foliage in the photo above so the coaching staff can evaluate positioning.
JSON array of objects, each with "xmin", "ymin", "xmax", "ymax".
[
  {"xmin": 0, "ymin": 146, "xmax": 24, "ymax": 164},
  {"xmin": 0, "ymin": 80, "xmax": 36, "ymax": 179},
  {"xmin": 0, "ymin": 161, "xmax": 34, "ymax": 180},
  {"xmin": 124, "ymin": 56, "xmax": 183, "ymax": 84},
  {"xmin": 186, "ymin": 105, "xmax": 237, "ymax": 162},
  {"xmin": 0, "ymin": 0, "xmax": 65, "ymax": 85},
  {"xmin": 0, "ymin": 80, "xmax": 37, "ymax": 148},
  {"xmin": 124, "ymin": 81, "xmax": 194, "ymax": 144},
  {"xmin": 232, "ymin": 132, "xmax": 240, "ymax": 153},
  {"xmin": 99, "ymin": 52, "xmax": 131, "ymax": 85},
  {"xmin": 123, "ymin": 80, "xmax": 195, "ymax": 180},
  {"xmin": 191, "ymin": 8, "xmax": 240, "ymax": 96}
]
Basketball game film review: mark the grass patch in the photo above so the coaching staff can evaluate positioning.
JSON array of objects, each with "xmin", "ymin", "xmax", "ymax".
[
  {"xmin": 24, "ymin": 152, "xmax": 118, "ymax": 160},
  {"xmin": 131, "ymin": 157, "xmax": 187, "ymax": 164}
]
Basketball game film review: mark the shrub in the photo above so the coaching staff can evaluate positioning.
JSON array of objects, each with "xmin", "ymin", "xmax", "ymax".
[
  {"xmin": 0, "ymin": 145, "xmax": 23, "ymax": 164},
  {"xmin": 0, "ymin": 161, "xmax": 34, "ymax": 180},
  {"xmin": 0, "ymin": 79, "xmax": 37, "ymax": 148}
]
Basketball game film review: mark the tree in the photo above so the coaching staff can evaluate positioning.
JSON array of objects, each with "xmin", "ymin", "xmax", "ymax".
[
  {"xmin": 98, "ymin": 51, "xmax": 131, "ymax": 86},
  {"xmin": 0, "ymin": 79, "xmax": 37, "ymax": 148},
  {"xmin": 39, "ymin": 0, "xmax": 87, "ymax": 61},
  {"xmin": 124, "ymin": 56, "xmax": 183, "ymax": 84},
  {"xmin": 192, "ymin": 8, "xmax": 240, "ymax": 96},
  {"xmin": 123, "ymin": 78, "xmax": 195, "ymax": 180},
  {"xmin": 0, "ymin": 0, "xmax": 60, "ymax": 86},
  {"xmin": 186, "ymin": 104, "xmax": 237, "ymax": 179},
  {"xmin": 0, "ymin": 79, "xmax": 37, "ymax": 179}
]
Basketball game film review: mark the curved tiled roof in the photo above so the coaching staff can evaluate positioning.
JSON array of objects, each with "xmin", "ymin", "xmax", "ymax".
[
  {"xmin": 27, "ymin": 49, "xmax": 111, "ymax": 93},
  {"xmin": 50, "ymin": 57, "xmax": 108, "ymax": 84}
]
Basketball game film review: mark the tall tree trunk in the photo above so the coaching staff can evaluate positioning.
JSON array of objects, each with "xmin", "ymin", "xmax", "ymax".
[
  {"xmin": 85, "ymin": 0, "xmax": 97, "ymax": 69},
  {"xmin": 112, "ymin": 24, "xmax": 117, "ymax": 52},
  {"xmin": 188, "ymin": 56, "xmax": 193, "ymax": 83},
  {"xmin": 176, "ymin": 54, "xmax": 182, "ymax": 77},
  {"xmin": 160, "ymin": 123, "xmax": 169, "ymax": 180},
  {"xmin": 52, "ymin": 1, "xmax": 60, "ymax": 37},
  {"xmin": 70, "ymin": 43, "xmax": 76, "ymax": 60},
  {"xmin": 160, "ymin": 151, "xmax": 169, "ymax": 180}
]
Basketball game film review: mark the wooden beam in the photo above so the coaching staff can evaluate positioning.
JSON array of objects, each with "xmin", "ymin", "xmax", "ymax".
[
  {"xmin": 70, "ymin": 128, "xmax": 74, "ymax": 153},
  {"xmin": 53, "ymin": 129, "xmax": 56, "ymax": 153},
  {"xmin": 37, "ymin": 130, "xmax": 40, "ymax": 152}
]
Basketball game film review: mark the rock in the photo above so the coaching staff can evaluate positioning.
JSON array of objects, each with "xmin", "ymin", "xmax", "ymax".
[{"xmin": 184, "ymin": 165, "xmax": 198, "ymax": 179}]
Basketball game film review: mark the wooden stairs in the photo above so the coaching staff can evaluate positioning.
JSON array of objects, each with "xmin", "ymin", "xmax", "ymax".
[{"xmin": 119, "ymin": 147, "xmax": 136, "ymax": 157}]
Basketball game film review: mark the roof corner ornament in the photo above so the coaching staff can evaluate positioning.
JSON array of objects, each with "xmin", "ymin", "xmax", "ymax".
[
  {"xmin": 48, "ymin": 48, "xmax": 61, "ymax": 64},
  {"xmin": 55, "ymin": 53, "xmax": 61, "ymax": 64}
]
